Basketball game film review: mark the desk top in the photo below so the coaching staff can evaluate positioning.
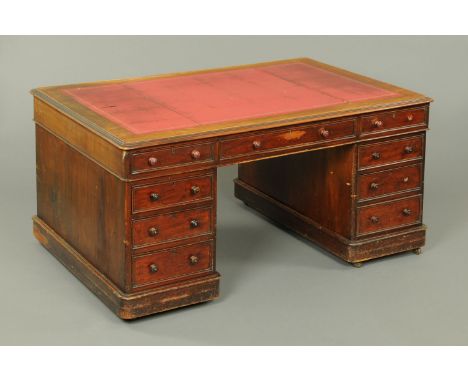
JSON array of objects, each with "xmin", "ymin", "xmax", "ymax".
[{"xmin": 32, "ymin": 58, "xmax": 431, "ymax": 148}]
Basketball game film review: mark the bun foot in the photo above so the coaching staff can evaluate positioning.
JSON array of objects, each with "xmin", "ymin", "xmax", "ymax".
[
  {"xmin": 351, "ymin": 262, "xmax": 363, "ymax": 268},
  {"xmin": 413, "ymin": 248, "xmax": 422, "ymax": 255}
]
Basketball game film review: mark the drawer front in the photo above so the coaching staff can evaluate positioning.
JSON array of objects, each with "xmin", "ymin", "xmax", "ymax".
[
  {"xmin": 220, "ymin": 119, "xmax": 355, "ymax": 159},
  {"xmin": 132, "ymin": 242, "xmax": 213, "ymax": 287},
  {"xmin": 358, "ymin": 164, "xmax": 422, "ymax": 200},
  {"xmin": 358, "ymin": 135, "xmax": 423, "ymax": 169},
  {"xmin": 361, "ymin": 107, "xmax": 426, "ymax": 135},
  {"xmin": 131, "ymin": 142, "xmax": 215, "ymax": 174},
  {"xmin": 132, "ymin": 174, "xmax": 213, "ymax": 213},
  {"xmin": 357, "ymin": 195, "xmax": 422, "ymax": 235},
  {"xmin": 132, "ymin": 207, "xmax": 212, "ymax": 247}
]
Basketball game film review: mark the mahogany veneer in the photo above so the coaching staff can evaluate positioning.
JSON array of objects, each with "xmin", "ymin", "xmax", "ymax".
[
  {"xmin": 360, "ymin": 107, "xmax": 426, "ymax": 135},
  {"xmin": 358, "ymin": 135, "xmax": 424, "ymax": 169},
  {"xmin": 132, "ymin": 241, "xmax": 214, "ymax": 288},
  {"xmin": 357, "ymin": 164, "xmax": 422, "ymax": 201},
  {"xmin": 131, "ymin": 142, "xmax": 215, "ymax": 174},
  {"xmin": 132, "ymin": 173, "xmax": 214, "ymax": 213},
  {"xmin": 357, "ymin": 195, "xmax": 422, "ymax": 235},
  {"xmin": 32, "ymin": 57, "xmax": 432, "ymax": 319},
  {"xmin": 132, "ymin": 206, "xmax": 213, "ymax": 248}
]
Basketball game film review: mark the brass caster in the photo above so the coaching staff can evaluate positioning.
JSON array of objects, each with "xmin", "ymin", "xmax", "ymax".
[
  {"xmin": 351, "ymin": 262, "xmax": 363, "ymax": 268},
  {"xmin": 413, "ymin": 248, "xmax": 422, "ymax": 255}
]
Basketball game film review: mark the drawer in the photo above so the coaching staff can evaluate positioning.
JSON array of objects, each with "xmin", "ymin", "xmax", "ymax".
[
  {"xmin": 220, "ymin": 119, "xmax": 355, "ymax": 159},
  {"xmin": 361, "ymin": 107, "xmax": 426, "ymax": 135},
  {"xmin": 357, "ymin": 195, "xmax": 422, "ymax": 235},
  {"xmin": 358, "ymin": 135, "xmax": 423, "ymax": 169},
  {"xmin": 358, "ymin": 164, "xmax": 422, "ymax": 200},
  {"xmin": 132, "ymin": 207, "xmax": 213, "ymax": 248},
  {"xmin": 132, "ymin": 174, "xmax": 214, "ymax": 213},
  {"xmin": 132, "ymin": 241, "xmax": 213, "ymax": 287},
  {"xmin": 131, "ymin": 142, "xmax": 215, "ymax": 174}
]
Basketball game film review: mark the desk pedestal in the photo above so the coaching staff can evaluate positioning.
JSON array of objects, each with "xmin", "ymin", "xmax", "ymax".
[{"xmin": 235, "ymin": 140, "xmax": 426, "ymax": 265}]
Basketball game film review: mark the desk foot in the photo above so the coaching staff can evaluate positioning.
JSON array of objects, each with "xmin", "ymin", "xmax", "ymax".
[
  {"xmin": 351, "ymin": 262, "xmax": 363, "ymax": 268},
  {"xmin": 413, "ymin": 248, "xmax": 423, "ymax": 255}
]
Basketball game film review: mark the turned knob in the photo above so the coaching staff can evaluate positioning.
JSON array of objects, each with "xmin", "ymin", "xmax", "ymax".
[
  {"xmin": 149, "ymin": 264, "xmax": 158, "ymax": 273},
  {"xmin": 403, "ymin": 208, "xmax": 412, "ymax": 216},
  {"xmin": 148, "ymin": 227, "xmax": 159, "ymax": 237},
  {"xmin": 148, "ymin": 157, "xmax": 158, "ymax": 166},
  {"xmin": 370, "ymin": 182, "xmax": 379, "ymax": 190},
  {"xmin": 371, "ymin": 152, "xmax": 381, "ymax": 160},
  {"xmin": 404, "ymin": 146, "xmax": 414, "ymax": 154},
  {"xmin": 150, "ymin": 192, "xmax": 160, "ymax": 201},
  {"xmin": 319, "ymin": 128, "xmax": 330, "ymax": 138},
  {"xmin": 191, "ymin": 149, "xmax": 201, "ymax": 160},
  {"xmin": 407, "ymin": 113, "xmax": 414, "ymax": 122},
  {"xmin": 372, "ymin": 119, "xmax": 384, "ymax": 128},
  {"xmin": 370, "ymin": 216, "xmax": 380, "ymax": 224},
  {"xmin": 190, "ymin": 219, "xmax": 199, "ymax": 228},
  {"xmin": 190, "ymin": 185, "xmax": 200, "ymax": 195},
  {"xmin": 189, "ymin": 255, "xmax": 199, "ymax": 265},
  {"xmin": 252, "ymin": 140, "xmax": 262, "ymax": 149}
]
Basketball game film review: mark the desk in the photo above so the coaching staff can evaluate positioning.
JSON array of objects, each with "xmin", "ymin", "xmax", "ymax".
[{"xmin": 31, "ymin": 58, "xmax": 432, "ymax": 319}]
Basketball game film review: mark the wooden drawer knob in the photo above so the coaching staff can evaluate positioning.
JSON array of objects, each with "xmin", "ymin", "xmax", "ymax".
[
  {"xmin": 371, "ymin": 152, "xmax": 381, "ymax": 160},
  {"xmin": 319, "ymin": 128, "xmax": 330, "ymax": 138},
  {"xmin": 150, "ymin": 192, "xmax": 160, "ymax": 201},
  {"xmin": 191, "ymin": 149, "xmax": 201, "ymax": 160},
  {"xmin": 404, "ymin": 146, "xmax": 414, "ymax": 154},
  {"xmin": 149, "ymin": 264, "xmax": 158, "ymax": 273},
  {"xmin": 189, "ymin": 255, "xmax": 199, "ymax": 265},
  {"xmin": 403, "ymin": 208, "xmax": 412, "ymax": 216},
  {"xmin": 191, "ymin": 185, "xmax": 200, "ymax": 195},
  {"xmin": 371, "ymin": 119, "xmax": 384, "ymax": 128},
  {"xmin": 148, "ymin": 157, "xmax": 158, "ymax": 166},
  {"xmin": 190, "ymin": 219, "xmax": 199, "ymax": 228},
  {"xmin": 370, "ymin": 216, "xmax": 380, "ymax": 224},
  {"xmin": 252, "ymin": 140, "xmax": 262, "ymax": 149},
  {"xmin": 370, "ymin": 182, "xmax": 379, "ymax": 190},
  {"xmin": 148, "ymin": 227, "xmax": 159, "ymax": 236}
]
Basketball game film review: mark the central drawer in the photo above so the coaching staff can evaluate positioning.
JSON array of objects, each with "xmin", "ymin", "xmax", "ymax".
[
  {"xmin": 220, "ymin": 119, "xmax": 355, "ymax": 159},
  {"xmin": 132, "ymin": 207, "xmax": 213, "ymax": 248}
]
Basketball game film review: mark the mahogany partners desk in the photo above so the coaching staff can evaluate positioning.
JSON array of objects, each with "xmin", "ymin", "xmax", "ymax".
[{"xmin": 32, "ymin": 58, "xmax": 432, "ymax": 319}]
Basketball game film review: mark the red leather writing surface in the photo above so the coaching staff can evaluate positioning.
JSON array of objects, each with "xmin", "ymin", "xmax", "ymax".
[{"xmin": 63, "ymin": 63, "xmax": 398, "ymax": 135}]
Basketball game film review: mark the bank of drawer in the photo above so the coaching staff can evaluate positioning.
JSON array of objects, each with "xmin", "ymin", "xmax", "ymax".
[
  {"xmin": 132, "ymin": 241, "xmax": 213, "ymax": 287},
  {"xmin": 357, "ymin": 195, "xmax": 422, "ymax": 235},
  {"xmin": 361, "ymin": 107, "xmax": 426, "ymax": 135},
  {"xmin": 358, "ymin": 135, "xmax": 423, "ymax": 169},
  {"xmin": 220, "ymin": 119, "xmax": 355, "ymax": 159},
  {"xmin": 132, "ymin": 174, "xmax": 213, "ymax": 213},
  {"xmin": 358, "ymin": 164, "xmax": 422, "ymax": 200},
  {"xmin": 132, "ymin": 207, "xmax": 213, "ymax": 248},
  {"xmin": 131, "ymin": 142, "xmax": 215, "ymax": 174}
]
